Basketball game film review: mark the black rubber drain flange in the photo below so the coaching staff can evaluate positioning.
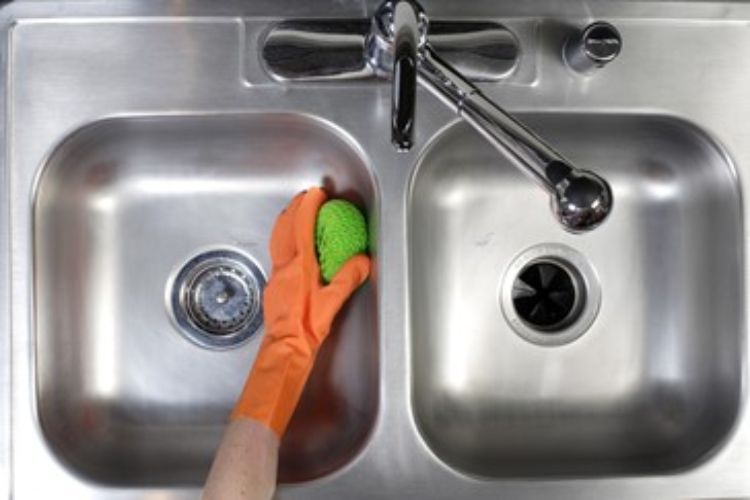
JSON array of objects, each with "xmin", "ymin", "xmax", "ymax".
[{"xmin": 512, "ymin": 260, "xmax": 583, "ymax": 332}]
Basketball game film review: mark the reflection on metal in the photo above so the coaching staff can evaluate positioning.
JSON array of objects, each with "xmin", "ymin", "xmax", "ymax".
[{"xmin": 263, "ymin": 20, "xmax": 519, "ymax": 82}]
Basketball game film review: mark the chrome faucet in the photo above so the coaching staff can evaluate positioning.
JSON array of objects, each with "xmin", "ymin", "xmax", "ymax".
[
  {"xmin": 366, "ymin": 0, "xmax": 426, "ymax": 151},
  {"xmin": 263, "ymin": 0, "xmax": 613, "ymax": 232}
]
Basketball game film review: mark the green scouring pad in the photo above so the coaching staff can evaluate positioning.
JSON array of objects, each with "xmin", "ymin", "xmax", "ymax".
[{"xmin": 315, "ymin": 199, "xmax": 368, "ymax": 283}]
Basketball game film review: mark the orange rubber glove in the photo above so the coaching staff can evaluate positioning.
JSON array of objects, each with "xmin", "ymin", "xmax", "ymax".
[{"xmin": 231, "ymin": 188, "xmax": 371, "ymax": 438}]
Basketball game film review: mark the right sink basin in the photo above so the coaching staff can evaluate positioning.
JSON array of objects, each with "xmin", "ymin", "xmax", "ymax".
[{"xmin": 408, "ymin": 114, "xmax": 742, "ymax": 477}]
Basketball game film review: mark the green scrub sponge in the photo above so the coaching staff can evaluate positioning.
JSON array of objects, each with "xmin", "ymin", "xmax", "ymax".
[{"xmin": 315, "ymin": 199, "xmax": 368, "ymax": 283}]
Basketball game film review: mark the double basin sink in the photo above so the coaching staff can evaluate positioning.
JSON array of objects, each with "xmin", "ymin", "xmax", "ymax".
[{"xmin": 2, "ymin": 1, "xmax": 749, "ymax": 498}]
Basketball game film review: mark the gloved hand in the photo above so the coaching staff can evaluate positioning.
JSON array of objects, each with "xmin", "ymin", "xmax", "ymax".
[{"xmin": 231, "ymin": 188, "xmax": 371, "ymax": 438}]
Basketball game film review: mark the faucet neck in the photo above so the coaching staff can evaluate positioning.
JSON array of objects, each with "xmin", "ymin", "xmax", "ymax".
[
  {"xmin": 367, "ymin": 0, "xmax": 428, "ymax": 76},
  {"xmin": 369, "ymin": 0, "xmax": 428, "ymax": 150}
]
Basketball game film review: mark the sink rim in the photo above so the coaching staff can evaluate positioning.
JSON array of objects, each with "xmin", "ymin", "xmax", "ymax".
[{"xmin": 5, "ymin": 6, "xmax": 750, "ymax": 498}]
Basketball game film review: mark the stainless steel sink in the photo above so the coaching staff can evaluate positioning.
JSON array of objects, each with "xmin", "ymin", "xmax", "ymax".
[
  {"xmin": 409, "ymin": 114, "xmax": 741, "ymax": 477},
  {"xmin": 3, "ymin": 1, "xmax": 750, "ymax": 499},
  {"xmin": 34, "ymin": 114, "xmax": 378, "ymax": 485}
]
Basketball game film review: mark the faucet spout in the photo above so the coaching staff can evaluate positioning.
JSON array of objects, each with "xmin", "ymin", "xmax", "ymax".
[
  {"xmin": 370, "ymin": 0, "xmax": 611, "ymax": 231},
  {"xmin": 418, "ymin": 45, "xmax": 612, "ymax": 231}
]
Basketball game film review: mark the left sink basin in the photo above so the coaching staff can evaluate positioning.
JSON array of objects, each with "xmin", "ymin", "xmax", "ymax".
[{"xmin": 33, "ymin": 113, "xmax": 379, "ymax": 485}]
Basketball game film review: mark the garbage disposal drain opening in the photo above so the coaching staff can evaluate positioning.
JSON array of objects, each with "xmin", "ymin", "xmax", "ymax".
[
  {"xmin": 500, "ymin": 244, "xmax": 601, "ymax": 347},
  {"xmin": 512, "ymin": 259, "xmax": 585, "ymax": 332}
]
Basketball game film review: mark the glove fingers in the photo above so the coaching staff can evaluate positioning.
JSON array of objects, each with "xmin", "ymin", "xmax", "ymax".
[
  {"xmin": 294, "ymin": 187, "xmax": 327, "ymax": 263},
  {"xmin": 269, "ymin": 191, "xmax": 306, "ymax": 269},
  {"xmin": 312, "ymin": 254, "xmax": 370, "ymax": 338}
]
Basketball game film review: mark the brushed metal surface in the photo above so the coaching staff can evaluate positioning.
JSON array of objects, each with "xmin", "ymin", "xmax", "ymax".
[
  {"xmin": 1, "ymin": 1, "xmax": 750, "ymax": 499},
  {"xmin": 33, "ymin": 114, "xmax": 378, "ymax": 485},
  {"xmin": 409, "ymin": 115, "xmax": 741, "ymax": 477}
]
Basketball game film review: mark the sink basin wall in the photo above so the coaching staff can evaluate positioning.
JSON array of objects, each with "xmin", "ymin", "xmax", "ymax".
[{"xmin": 33, "ymin": 113, "xmax": 379, "ymax": 485}]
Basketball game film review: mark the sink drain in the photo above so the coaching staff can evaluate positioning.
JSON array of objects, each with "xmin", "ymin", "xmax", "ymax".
[
  {"xmin": 512, "ymin": 260, "xmax": 584, "ymax": 331},
  {"xmin": 168, "ymin": 249, "xmax": 266, "ymax": 349},
  {"xmin": 501, "ymin": 244, "xmax": 600, "ymax": 346},
  {"xmin": 185, "ymin": 264, "xmax": 255, "ymax": 335}
]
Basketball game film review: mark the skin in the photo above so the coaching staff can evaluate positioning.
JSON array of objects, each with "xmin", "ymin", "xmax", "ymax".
[{"xmin": 203, "ymin": 419, "xmax": 279, "ymax": 500}]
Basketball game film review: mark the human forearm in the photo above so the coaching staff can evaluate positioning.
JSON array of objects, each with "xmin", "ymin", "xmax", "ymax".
[{"xmin": 203, "ymin": 419, "xmax": 279, "ymax": 500}]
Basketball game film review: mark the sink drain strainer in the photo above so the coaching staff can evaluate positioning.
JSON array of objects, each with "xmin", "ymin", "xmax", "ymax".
[
  {"xmin": 168, "ymin": 249, "xmax": 266, "ymax": 349},
  {"xmin": 500, "ymin": 244, "xmax": 601, "ymax": 346}
]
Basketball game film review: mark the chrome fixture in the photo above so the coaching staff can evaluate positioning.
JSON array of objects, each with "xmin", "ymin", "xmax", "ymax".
[
  {"xmin": 499, "ymin": 243, "xmax": 602, "ymax": 347},
  {"xmin": 263, "ymin": 0, "xmax": 613, "ymax": 232},
  {"xmin": 564, "ymin": 21, "xmax": 623, "ymax": 74},
  {"xmin": 366, "ymin": 0, "xmax": 427, "ymax": 150},
  {"xmin": 168, "ymin": 249, "xmax": 266, "ymax": 350}
]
